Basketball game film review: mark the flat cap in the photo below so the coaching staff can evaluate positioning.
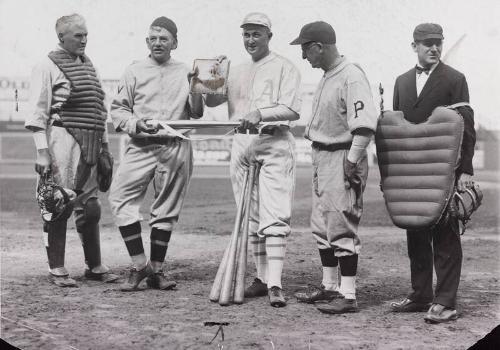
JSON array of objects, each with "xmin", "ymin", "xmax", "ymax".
[
  {"xmin": 413, "ymin": 23, "xmax": 444, "ymax": 41},
  {"xmin": 240, "ymin": 12, "xmax": 272, "ymax": 30},
  {"xmin": 290, "ymin": 21, "xmax": 336, "ymax": 45},
  {"xmin": 151, "ymin": 16, "xmax": 177, "ymax": 40}
]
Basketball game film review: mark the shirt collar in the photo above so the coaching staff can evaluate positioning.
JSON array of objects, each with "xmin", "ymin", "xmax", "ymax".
[
  {"xmin": 324, "ymin": 56, "xmax": 348, "ymax": 78},
  {"xmin": 416, "ymin": 61, "xmax": 439, "ymax": 75}
]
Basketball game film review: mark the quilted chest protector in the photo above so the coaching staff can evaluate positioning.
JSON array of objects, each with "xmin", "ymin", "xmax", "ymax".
[{"xmin": 375, "ymin": 107, "xmax": 464, "ymax": 229}]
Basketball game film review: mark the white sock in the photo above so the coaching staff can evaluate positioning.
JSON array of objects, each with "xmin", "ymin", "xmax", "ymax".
[
  {"xmin": 322, "ymin": 266, "xmax": 339, "ymax": 291},
  {"xmin": 266, "ymin": 236, "xmax": 286, "ymax": 289},
  {"xmin": 150, "ymin": 260, "xmax": 163, "ymax": 273},
  {"xmin": 131, "ymin": 254, "xmax": 148, "ymax": 270},
  {"xmin": 250, "ymin": 235, "xmax": 268, "ymax": 283},
  {"xmin": 339, "ymin": 276, "xmax": 356, "ymax": 299}
]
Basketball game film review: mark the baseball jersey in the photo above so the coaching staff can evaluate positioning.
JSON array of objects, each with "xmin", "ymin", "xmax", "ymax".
[
  {"xmin": 305, "ymin": 56, "xmax": 378, "ymax": 145},
  {"xmin": 110, "ymin": 57, "xmax": 194, "ymax": 137},
  {"xmin": 226, "ymin": 52, "xmax": 302, "ymax": 126}
]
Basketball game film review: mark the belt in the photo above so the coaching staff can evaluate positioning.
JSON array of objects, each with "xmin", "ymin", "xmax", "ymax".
[
  {"xmin": 312, "ymin": 141, "xmax": 352, "ymax": 152},
  {"xmin": 234, "ymin": 126, "xmax": 287, "ymax": 135},
  {"xmin": 132, "ymin": 137, "xmax": 181, "ymax": 146}
]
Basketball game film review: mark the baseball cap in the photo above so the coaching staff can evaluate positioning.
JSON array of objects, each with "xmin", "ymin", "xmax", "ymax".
[
  {"xmin": 290, "ymin": 21, "xmax": 336, "ymax": 45},
  {"xmin": 413, "ymin": 23, "xmax": 444, "ymax": 41},
  {"xmin": 151, "ymin": 16, "xmax": 178, "ymax": 40},
  {"xmin": 240, "ymin": 12, "xmax": 272, "ymax": 30}
]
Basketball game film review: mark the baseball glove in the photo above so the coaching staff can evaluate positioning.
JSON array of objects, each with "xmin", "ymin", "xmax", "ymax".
[
  {"xmin": 36, "ymin": 172, "xmax": 76, "ymax": 222},
  {"xmin": 445, "ymin": 183, "xmax": 483, "ymax": 234},
  {"xmin": 97, "ymin": 149, "xmax": 114, "ymax": 192}
]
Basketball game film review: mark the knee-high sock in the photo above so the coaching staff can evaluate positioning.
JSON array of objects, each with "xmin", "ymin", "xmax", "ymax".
[
  {"xmin": 250, "ymin": 234, "xmax": 268, "ymax": 283},
  {"xmin": 119, "ymin": 222, "xmax": 147, "ymax": 269},
  {"xmin": 339, "ymin": 254, "xmax": 358, "ymax": 299},
  {"xmin": 150, "ymin": 228, "xmax": 171, "ymax": 273},
  {"xmin": 266, "ymin": 236, "xmax": 286, "ymax": 289},
  {"xmin": 44, "ymin": 220, "xmax": 67, "ymax": 272},
  {"xmin": 318, "ymin": 248, "xmax": 339, "ymax": 290},
  {"xmin": 75, "ymin": 200, "xmax": 103, "ymax": 271}
]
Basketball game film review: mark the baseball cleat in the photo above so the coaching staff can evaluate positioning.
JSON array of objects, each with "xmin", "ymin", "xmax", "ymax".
[
  {"xmin": 316, "ymin": 297, "xmax": 358, "ymax": 314},
  {"xmin": 146, "ymin": 271, "xmax": 176, "ymax": 290},
  {"xmin": 424, "ymin": 304, "xmax": 458, "ymax": 324},
  {"xmin": 120, "ymin": 263, "xmax": 153, "ymax": 292},
  {"xmin": 48, "ymin": 273, "xmax": 78, "ymax": 288},
  {"xmin": 84, "ymin": 269, "xmax": 120, "ymax": 283},
  {"xmin": 390, "ymin": 298, "xmax": 431, "ymax": 313},
  {"xmin": 268, "ymin": 286, "xmax": 286, "ymax": 308},
  {"xmin": 294, "ymin": 284, "xmax": 342, "ymax": 303},
  {"xmin": 244, "ymin": 278, "xmax": 268, "ymax": 298}
]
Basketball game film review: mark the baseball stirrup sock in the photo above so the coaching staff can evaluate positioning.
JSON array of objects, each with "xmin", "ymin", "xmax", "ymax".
[
  {"xmin": 339, "ymin": 254, "xmax": 358, "ymax": 299},
  {"xmin": 250, "ymin": 235, "xmax": 268, "ymax": 283},
  {"xmin": 119, "ymin": 222, "xmax": 144, "ymax": 257},
  {"xmin": 318, "ymin": 249, "xmax": 339, "ymax": 290},
  {"xmin": 150, "ymin": 228, "xmax": 171, "ymax": 265},
  {"xmin": 266, "ymin": 236, "xmax": 286, "ymax": 289}
]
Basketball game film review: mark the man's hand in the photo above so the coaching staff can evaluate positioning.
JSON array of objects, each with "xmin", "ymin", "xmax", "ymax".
[
  {"xmin": 239, "ymin": 110, "xmax": 262, "ymax": 130},
  {"xmin": 457, "ymin": 173, "xmax": 473, "ymax": 192},
  {"xmin": 344, "ymin": 158, "xmax": 357, "ymax": 189},
  {"xmin": 188, "ymin": 66, "xmax": 200, "ymax": 83},
  {"xmin": 35, "ymin": 148, "xmax": 51, "ymax": 175},
  {"xmin": 136, "ymin": 119, "xmax": 159, "ymax": 134}
]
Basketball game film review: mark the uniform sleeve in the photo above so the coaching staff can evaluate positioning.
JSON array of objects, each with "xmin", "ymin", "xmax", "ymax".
[
  {"xmin": 110, "ymin": 67, "xmax": 139, "ymax": 136},
  {"xmin": 259, "ymin": 62, "xmax": 302, "ymax": 121},
  {"xmin": 393, "ymin": 78, "xmax": 400, "ymax": 111},
  {"xmin": 24, "ymin": 62, "xmax": 52, "ymax": 131},
  {"xmin": 452, "ymin": 75, "xmax": 475, "ymax": 175},
  {"xmin": 345, "ymin": 68, "xmax": 378, "ymax": 133}
]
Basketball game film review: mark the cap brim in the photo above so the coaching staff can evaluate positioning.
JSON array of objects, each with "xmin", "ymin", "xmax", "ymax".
[
  {"xmin": 289, "ymin": 37, "xmax": 309, "ymax": 45},
  {"xmin": 240, "ymin": 22, "xmax": 270, "ymax": 29},
  {"xmin": 415, "ymin": 34, "xmax": 444, "ymax": 40}
]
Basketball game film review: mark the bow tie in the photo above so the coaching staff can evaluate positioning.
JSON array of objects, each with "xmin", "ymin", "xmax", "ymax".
[{"xmin": 415, "ymin": 65, "xmax": 430, "ymax": 75}]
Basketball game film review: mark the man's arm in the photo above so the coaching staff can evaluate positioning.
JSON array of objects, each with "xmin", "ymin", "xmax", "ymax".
[
  {"xmin": 393, "ymin": 78, "xmax": 400, "ymax": 111},
  {"xmin": 453, "ymin": 75, "xmax": 475, "ymax": 177}
]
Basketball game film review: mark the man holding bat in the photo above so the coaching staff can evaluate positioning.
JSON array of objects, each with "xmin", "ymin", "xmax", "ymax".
[
  {"xmin": 109, "ymin": 16, "xmax": 204, "ymax": 291},
  {"xmin": 205, "ymin": 12, "xmax": 302, "ymax": 307}
]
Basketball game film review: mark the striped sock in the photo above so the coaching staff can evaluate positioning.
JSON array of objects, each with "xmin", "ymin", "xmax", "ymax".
[
  {"xmin": 266, "ymin": 236, "xmax": 286, "ymax": 289},
  {"xmin": 150, "ymin": 228, "xmax": 171, "ymax": 272},
  {"xmin": 119, "ymin": 222, "xmax": 146, "ymax": 269},
  {"xmin": 250, "ymin": 234, "xmax": 268, "ymax": 284}
]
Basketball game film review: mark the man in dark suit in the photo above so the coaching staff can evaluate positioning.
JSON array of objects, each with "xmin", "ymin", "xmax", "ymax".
[{"xmin": 390, "ymin": 23, "xmax": 476, "ymax": 323}]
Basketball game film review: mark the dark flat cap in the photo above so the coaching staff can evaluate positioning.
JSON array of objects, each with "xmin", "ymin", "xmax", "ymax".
[
  {"xmin": 413, "ymin": 23, "xmax": 444, "ymax": 41},
  {"xmin": 290, "ymin": 21, "xmax": 336, "ymax": 45},
  {"xmin": 151, "ymin": 16, "xmax": 177, "ymax": 40}
]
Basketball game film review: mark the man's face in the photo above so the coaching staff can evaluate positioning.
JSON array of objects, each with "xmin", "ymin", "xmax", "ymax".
[
  {"xmin": 412, "ymin": 38, "xmax": 443, "ymax": 68},
  {"xmin": 59, "ymin": 21, "xmax": 88, "ymax": 56},
  {"xmin": 301, "ymin": 41, "xmax": 322, "ymax": 69},
  {"xmin": 146, "ymin": 27, "xmax": 177, "ymax": 64},
  {"xmin": 242, "ymin": 25, "xmax": 271, "ymax": 61}
]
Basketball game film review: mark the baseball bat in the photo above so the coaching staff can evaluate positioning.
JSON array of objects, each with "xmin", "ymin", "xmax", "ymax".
[
  {"xmin": 216, "ymin": 167, "xmax": 250, "ymax": 306},
  {"xmin": 233, "ymin": 163, "xmax": 258, "ymax": 304}
]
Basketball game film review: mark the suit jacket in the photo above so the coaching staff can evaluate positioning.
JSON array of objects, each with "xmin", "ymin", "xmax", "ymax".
[{"xmin": 393, "ymin": 61, "xmax": 475, "ymax": 175}]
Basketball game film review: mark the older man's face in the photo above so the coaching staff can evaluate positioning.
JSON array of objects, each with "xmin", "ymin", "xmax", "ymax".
[
  {"xmin": 146, "ymin": 26, "xmax": 177, "ymax": 64},
  {"xmin": 242, "ymin": 25, "xmax": 271, "ymax": 62},
  {"xmin": 60, "ymin": 21, "xmax": 87, "ymax": 57},
  {"xmin": 412, "ymin": 39, "xmax": 443, "ymax": 68}
]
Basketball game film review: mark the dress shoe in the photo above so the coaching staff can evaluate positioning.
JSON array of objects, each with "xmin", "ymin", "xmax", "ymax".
[
  {"xmin": 48, "ymin": 273, "xmax": 78, "ymax": 288},
  {"xmin": 390, "ymin": 298, "xmax": 430, "ymax": 312},
  {"xmin": 268, "ymin": 286, "xmax": 286, "ymax": 307},
  {"xmin": 146, "ymin": 271, "xmax": 177, "ymax": 290},
  {"xmin": 84, "ymin": 269, "xmax": 120, "ymax": 283},
  {"xmin": 424, "ymin": 304, "xmax": 458, "ymax": 324},
  {"xmin": 120, "ymin": 263, "xmax": 153, "ymax": 292},
  {"xmin": 294, "ymin": 284, "xmax": 342, "ymax": 303},
  {"xmin": 244, "ymin": 278, "xmax": 268, "ymax": 298},
  {"xmin": 316, "ymin": 297, "xmax": 358, "ymax": 314}
]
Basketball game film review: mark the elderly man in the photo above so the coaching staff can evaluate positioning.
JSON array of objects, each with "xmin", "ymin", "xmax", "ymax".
[
  {"xmin": 25, "ymin": 13, "xmax": 119, "ymax": 287},
  {"xmin": 205, "ymin": 12, "xmax": 302, "ymax": 307},
  {"xmin": 290, "ymin": 21, "xmax": 378, "ymax": 314},
  {"xmin": 109, "ymin": 17, "xmax": 204, "ymax": 292},
  {"xmin": 390, "ymin": 23, "xmax": 475, "ymax": 324}
]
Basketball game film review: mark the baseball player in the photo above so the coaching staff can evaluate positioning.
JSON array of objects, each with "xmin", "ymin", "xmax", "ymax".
[
  {"xmin": 205, "ymin": 12, "xmax": 302, "ymax": 307},
  {"xmin": 290, "ymin": 21, "xmax": 378, "ymax": 313},
  {"xmin": 109, "ymin": 17, "xmax": 204, "ymax": 292},
  {"xmin": 25, "ymin": 13, "xmax": 119, "ymax": 287},
  {"xmin": 390, "ymin": 23, "xmax": 475, "ymax": 323}
]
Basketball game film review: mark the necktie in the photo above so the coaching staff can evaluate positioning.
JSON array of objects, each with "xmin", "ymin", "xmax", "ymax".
[{"xmin": 415, "ymin": 65, "xmax": 430, "ymax": 75}]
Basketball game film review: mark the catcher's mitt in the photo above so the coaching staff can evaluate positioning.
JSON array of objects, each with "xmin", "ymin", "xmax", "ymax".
[
  {"xmin": 445, "ymin": 183, "xmax": 483, "ymax": 234},
  {"xmin": 97, "ymin": 149, "xmax": 114, "ymax": 192},
  {"xmin": 36, "ymin": 173, "xmax": 76, "ymax": 222}
]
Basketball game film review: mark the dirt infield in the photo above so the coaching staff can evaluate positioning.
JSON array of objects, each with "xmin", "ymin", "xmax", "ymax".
[{"xmin": 1, "ymin": 168, "xmax": 499, "ymax": 349}]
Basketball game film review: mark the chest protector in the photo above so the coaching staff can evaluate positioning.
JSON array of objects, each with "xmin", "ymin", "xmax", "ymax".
[
  {"xmin": 375, "ymin": 107, "xmax": 464, "ymax": 229},
  {"xmin": 48, "ymin": 50, "xmax": 106, "ymax": 165}
]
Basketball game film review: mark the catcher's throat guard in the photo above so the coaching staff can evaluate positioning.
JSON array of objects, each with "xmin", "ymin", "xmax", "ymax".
[{"xmin": 36, "ymin": 173, "xmax": 76, "ymax": 222}]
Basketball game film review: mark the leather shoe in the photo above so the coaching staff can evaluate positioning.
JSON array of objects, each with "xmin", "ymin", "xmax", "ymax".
[
  {"xmin": 84, "ymin": 269, "xmax": 120, "ymax": 283},
  {"xmin": 424, "ymin": 304, "xmax": 458, "ymax": 324},
  {"xmin": 390, "ymin": 298, "xmax": 430, "ymax": 312},
  {"xmin": 316, "ymin": 297, "xmax": 358, "ymax": 314},
  {"xmin": 294, "ymin": 284, "xmax": 342, "ymax": 303},
  {"xmin": 48, "ymin": 273, "xmax": 78, "ymax": 287},
  {"xmin": 146, "ymin": 271, "xmax": 176, "ymax": 290},
  {"xmin": 244, "ymin": 278, "xmax": 268, "ymax": 298},
  {"xmin": 268, "ymin": 286, "xmax": 286, "ymax": 307},
  {"xmin": 120, "ymin": 263, "xmax": 153, "ymax": 292}
]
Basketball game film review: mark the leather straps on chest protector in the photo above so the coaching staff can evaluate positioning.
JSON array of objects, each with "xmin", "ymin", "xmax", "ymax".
[
  {"xmin": 48, "ymin": 50, "xmax": 106, "ymax": 165},
  {"xmin": 375, "ymin": 106, "xmax": 464, "ymax": 229}
]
